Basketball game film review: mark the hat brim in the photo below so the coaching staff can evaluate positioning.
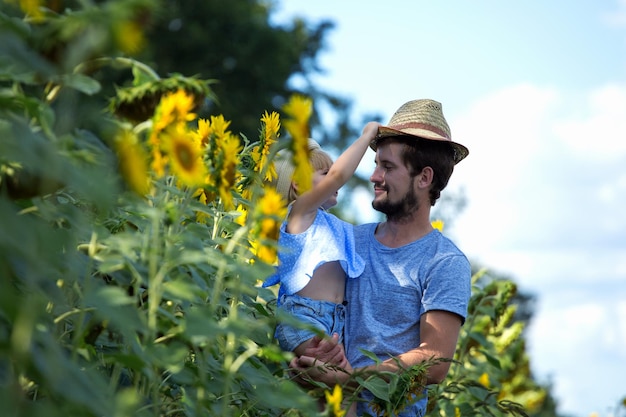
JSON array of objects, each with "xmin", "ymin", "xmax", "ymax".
[{"xmin": 371, "ymin": 126, "xmax": 469, "ymax": 164}]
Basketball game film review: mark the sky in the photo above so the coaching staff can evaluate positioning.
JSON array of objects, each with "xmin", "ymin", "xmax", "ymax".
[{"xmin": 272, "ymin": 1, "xmax": 626, "ymax": 416}]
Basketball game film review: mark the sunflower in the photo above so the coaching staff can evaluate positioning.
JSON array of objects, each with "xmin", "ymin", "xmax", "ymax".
[
  {"xmin": 249, "ymin": 240, "xmax": 276, "ymax": 265},
  {"xmin": 161, "ymin": 125, "xmax": 207, "ymax": 188},
  {"xmin": 282, "ymin": 95, "xmax": 313, "ymax": 194},
  {"xmin": 201, "ymin": 115, "xmax": 232, "ymax": 156},
  {"xmin": 431, "ymin": 219, "xmax": 444, "ymax": 232},
  {"xmin": 234, "ymin": 204, "xmax": 248, "ymax": 226},
  {"xmin": 252, "ymin": 111, "xmax": 280, "ymax": 181},
  {"xmin": 262, "ymin": 111, "xmax": 280, "ymax": 142},
  {"xmin": 239, "ymin": 186, "xmax": 253, "ymax": 203},
  {"xmin": 153, "ymin": 89, "xmax": 197, "ymax": 133},
  {"xmin": 114, "ymin": 129, "xmax": 150, "ymax": 195},
  {"xmin": 11, "ymin": 0, "xmax": 44, "ymax": 21},
  {"xmin": 324, "ymin": 385, "xmax": 346, "ymax": 417},
  {"xmin": 290, "ymin": 136, "xmax": 313, "ymax": 194},
  {"xmin": 249, "ymin": 187, "xmax": 287, "ymax": 263},
  {"xmin": 217, "ymin": 136, "xmax": 242, "ymax": 211},
  {"xmin": 113, "ymin": 20, "xmax": 145, "ymax": 55},
  {"xmin": 283, "ymin": 94, "xmax": 312, "ymax": 125},
  {"xmin": 478, "ymin": 372, "xmax": 490, "ymax": 388},
  {"xmin": 194, "ymin": 188, "xmax": 216, "ymax": 224},
  {"xmin": 256, "ymin": 187, "xmax": 287, "ymax": 236},
  {"xmin": 194, "ymin": 118, "xmax": 211, "ymax": 148},
  {"xmin": 208, "ymin": 114, "xmax": 232, "ymax": 140}
]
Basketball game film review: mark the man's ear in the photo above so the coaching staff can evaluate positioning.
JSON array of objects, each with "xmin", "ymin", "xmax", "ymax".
[{"xmin": 417, "ymin": 167, "xmax": 434, "ymax": 188}]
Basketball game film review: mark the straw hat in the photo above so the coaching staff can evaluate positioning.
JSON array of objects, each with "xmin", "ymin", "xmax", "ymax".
[
  {"xmin": 373, "ymin": 99, "xmax": 469, "ymax": 164},
  {"xmin": 273, "ymin": 139, "xmax": 322, "ymax": 203}
]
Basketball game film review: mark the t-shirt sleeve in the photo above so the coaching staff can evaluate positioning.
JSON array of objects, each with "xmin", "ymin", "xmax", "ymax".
[{"xmin": 421, "ymin": 253, "xmax": 471, "ymax": 324}]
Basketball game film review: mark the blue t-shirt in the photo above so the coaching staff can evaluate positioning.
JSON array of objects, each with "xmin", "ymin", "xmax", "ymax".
[
  {"xmin": 263, "ymin": 208, "xmax": 364, "ymax": 302},
  {"xmin": 345, "ymin": 223, "xmax": 471, "ymax": 417}
]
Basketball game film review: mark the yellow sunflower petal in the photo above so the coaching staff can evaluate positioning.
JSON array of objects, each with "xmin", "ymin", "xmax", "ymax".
[
  {"xmin": 162, "ymin": 125, "xmax": 207, "ymax": 188},
  {"xmin": 114, "ymin": 129, "xmax": 150, "ymax": 195},
  {"xmin": 431, "ymin": 219, "xmax": 444, "ymax": 232}
]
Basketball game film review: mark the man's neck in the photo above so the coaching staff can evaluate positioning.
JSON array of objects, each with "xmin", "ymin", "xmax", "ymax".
[{"xmin": 375, "ymin": 213, "xmax": 433, "ymax": 248}]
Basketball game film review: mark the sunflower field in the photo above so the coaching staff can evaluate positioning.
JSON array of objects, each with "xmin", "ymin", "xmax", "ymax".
[{"xmin": 0, "ymin": 1, "xmax": 568, "ymax": 416}]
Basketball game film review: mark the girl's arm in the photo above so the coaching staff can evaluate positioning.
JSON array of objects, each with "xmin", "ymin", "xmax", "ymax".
[{"xmin": 286, "ymin": 121, "xmax": 380, "ymax": 234}]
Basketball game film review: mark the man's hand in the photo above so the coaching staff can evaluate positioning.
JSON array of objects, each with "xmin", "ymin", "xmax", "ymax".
[
  {"xmin": 289, "ymin": 333, "xmax": 353, "ymax": 387},
  {"xmin": 297, "ymin": 333, "xmax": 348, "ymax": 367},
  {"xmin": 289, "ymin": 354, "xmax": 353, "ymax": 388}
]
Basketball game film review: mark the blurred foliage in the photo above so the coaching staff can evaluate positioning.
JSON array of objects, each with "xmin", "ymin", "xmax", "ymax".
[
  {"xmin": 139, "ymin": 0, "xmax": 354, "ymax": 141},
  {"xmin": 1, "ymin": 1, "xmax": 616, "ymax": 417},
  {"xmin": 429, "ymin": 271, "xmax": 544, "ymax": 417}
]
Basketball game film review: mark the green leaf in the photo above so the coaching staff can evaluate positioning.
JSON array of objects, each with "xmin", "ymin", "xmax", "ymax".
[
  {"xmin": 358, "ymin": 348, "xmax": 383, "ymax": 364},
  {"xmin": 83, "ymin": 286, "xmax": 144, "ymax": 337},
  {"xmin": 468, "ymin": 330, "xmax": 489, "ymax": 347},
  {"xmin": 105, "ymin": 352, "xmax": 147, "ymax": 371},
  {"xmin": 467, "ymin": 385, "xmax": 490, "ymax": 401},
  {"xmin": 145, "ymin": 342, "xmax": 189, "ymax": 374},
  {"xmin": 90, "ymin": 286, "xmax": 135, "ymax": 306},
  {"xmin": 58, "ymin": 73, "xmax": 101, "ymax": 95},
  {"xmin": 163, "ymin": 279, "xmax": 204, "ymax": 302},
  {"xmin": 0, "ymin": 23, "xmax": 56, "ymax": 82},
  {"xmin": 184, "ymin": 305, "xmax": 222, "ymax": 341},
  {"xmin": 30, "ymin": 331, "xmax": 113, "ymax": 415},
  {"xmin": 357, "ymin": 375, "xmax": 391, "ymax": 402},
  {"xmin": 480, "ymin": 349, "xmax": 502, "ymax": 369}
]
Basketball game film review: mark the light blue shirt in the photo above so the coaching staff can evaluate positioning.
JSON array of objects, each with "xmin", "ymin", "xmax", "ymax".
[
  {"xmin": 263, "ymin": 209, "xmax": 364, "ymax": 303},
  {"xmin": 346, "ymin": 223, "xmax": 471, "ymax": 417}
]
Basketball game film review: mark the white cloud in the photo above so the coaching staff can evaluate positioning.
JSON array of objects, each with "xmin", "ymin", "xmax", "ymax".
[
  {"xmin": 597, "ymin": 171, "xmax": 626, "ymax": 204},
  {"xmin": 449, "ymin": 84, "xmax": 559, "ymax": 255},
  {"xmin": 474, "ymin": 248, "xmax": 626, "ymax": 289},
  {"xmin": 452, "ymin": 81, "xmax": 626, "ymax": 265},
  {"xmin": 528, "ymin": 295, "xmax": 626, "ymax": 416},
  {"xmin": 617, "ymin": 300, "xmax": 626, "ymax": 354},
  {"xmin": 453, "ymin": 83, "xmax": 559, "ymax": 175},
  {"xmin": 553, "ymin": 84, "xmax": 626, "ymax": 159},
  {"xmin": 603, "ymin": 0, "xmax": 626, "ymax": 27}
]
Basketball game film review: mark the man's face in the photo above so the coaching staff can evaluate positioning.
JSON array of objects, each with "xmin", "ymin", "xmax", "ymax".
[{"xmin": 370, "ymin": 142, "xmax": 420, "ymax": 220}]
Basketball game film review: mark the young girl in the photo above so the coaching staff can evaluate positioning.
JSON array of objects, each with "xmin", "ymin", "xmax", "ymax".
[{"xmin": 263, "ymin": 122, "xmax": 379, "ymax": 359}]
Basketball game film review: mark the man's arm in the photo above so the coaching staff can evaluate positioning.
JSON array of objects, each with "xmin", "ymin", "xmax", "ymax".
[
  {"xmin": 290, "ymin": 310, "xmax": 462, "ymax": 386},
  {"xmin": 372, "ymin": 310, "xmax": 462, "ymax": 384}
]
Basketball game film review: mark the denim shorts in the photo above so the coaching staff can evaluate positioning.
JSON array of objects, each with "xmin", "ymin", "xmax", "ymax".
[{"xmin": 275, "ymin": 293, "xmax": 347, "ymax": 352}]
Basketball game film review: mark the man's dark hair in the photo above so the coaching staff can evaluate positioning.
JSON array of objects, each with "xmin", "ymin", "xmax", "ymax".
[{"xmin": 382, "ymin": 136, "xmax": 456, "ymax": 206}]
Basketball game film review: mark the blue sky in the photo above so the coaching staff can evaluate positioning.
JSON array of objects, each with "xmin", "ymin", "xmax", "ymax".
[{"xmin": 272, "ymin": 1, "xmax": 626, "ymax": 416}]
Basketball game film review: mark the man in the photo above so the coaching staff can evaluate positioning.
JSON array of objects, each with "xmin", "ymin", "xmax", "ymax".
[{"xmin": 290, "ymin": 99, "xmax": 472, "ymax": 416}]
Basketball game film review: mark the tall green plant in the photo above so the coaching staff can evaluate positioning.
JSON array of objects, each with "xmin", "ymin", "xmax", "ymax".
[
  {"xmin": 427, "ymin": 271, "xmax": 537, "ymax": 417},
  {"xmin": 0, "ymin": 1, "xmax": 313, "ymax": 416}
]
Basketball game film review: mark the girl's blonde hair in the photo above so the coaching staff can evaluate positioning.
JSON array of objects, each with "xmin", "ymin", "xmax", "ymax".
[{"xmin": 271, "ymin": 139, "xmax": 332, "ymax": 204}]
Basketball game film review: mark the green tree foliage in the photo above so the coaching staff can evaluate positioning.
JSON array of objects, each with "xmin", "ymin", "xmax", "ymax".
[
  {"xmin": 140, "ymin": 0, "xmax": 343, "ymax": 140},
  {"xmin": 140, "ymin": 0, "xmax": 376, "ymax": 200}
]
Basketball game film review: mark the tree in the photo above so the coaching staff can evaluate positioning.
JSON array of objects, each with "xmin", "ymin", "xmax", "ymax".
[{"xmin": 141, "ymin": 0, "xmax": 339, "ymax": 139}]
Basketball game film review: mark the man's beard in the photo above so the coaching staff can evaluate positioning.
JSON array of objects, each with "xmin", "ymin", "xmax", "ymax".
[{"xmin": 372, "ymin": 178, "xmax": 419, "ymax": 222}]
